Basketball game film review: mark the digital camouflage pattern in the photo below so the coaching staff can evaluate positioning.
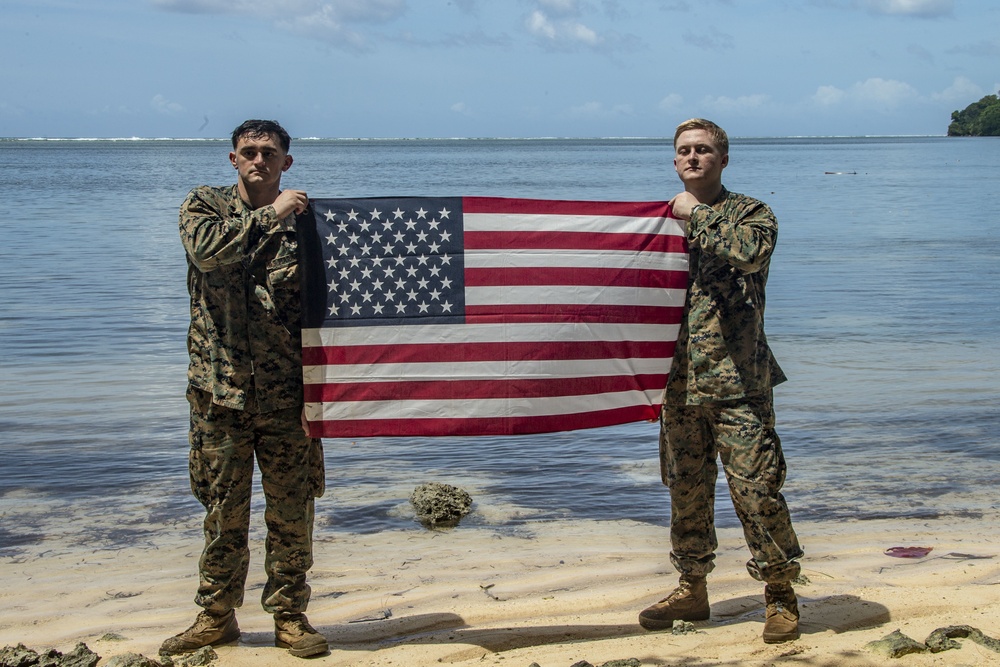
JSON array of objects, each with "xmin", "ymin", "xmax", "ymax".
[
  {"xmin": 179, "ymin": 183, "xmax": 324, "ymax": 615},
  {"xmin": 659, "ymin": 186, "xmax": 801, "ymax": 584},
  {"xmin": 188, "ymin": 386, "xmax": 325, "ymax": 615},
  {"xmin": 180, "ymin": 184, "xmax": 304, "ymax": 413},
  {"xmin": 659, "ymin": 394, "xmax": 802, "ymax": 583},
  {"xmin": 664, "ymin": 187, "xmax": 787, "ymax": 406}
]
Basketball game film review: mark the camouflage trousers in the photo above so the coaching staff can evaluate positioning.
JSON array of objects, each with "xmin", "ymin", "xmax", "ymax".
[
  {"xmin": 659, "ymin": 392, "xmax": 803, "ymax": 583},
  {"xmin": 187, "ymin": 386, "xmax": 325, "ymax": 615}
]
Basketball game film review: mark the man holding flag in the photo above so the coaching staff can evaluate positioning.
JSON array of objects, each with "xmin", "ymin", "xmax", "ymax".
[
  {"xmin": 638, "ymin": 119, "xmax": 804, "ymax": 643},
  {"xmin": 161, "ymin": 120, "xmax": 328, "ymax": 659}
]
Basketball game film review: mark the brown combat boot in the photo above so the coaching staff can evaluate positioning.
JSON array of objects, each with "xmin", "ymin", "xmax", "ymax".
[
  {"xmin": 638, "ymin": 575, "xmax": 710, "ymax": 630},
  {"xmin": 762, "ymin": 582, "xmax": 800, "ymax": 643},
  {"xmin": 275, "ymin": 613, "xmax": 329, "ymax": 658},
  {"xmin": 159, "ymin": 609, "xmax": 240, "ymax": 655}
]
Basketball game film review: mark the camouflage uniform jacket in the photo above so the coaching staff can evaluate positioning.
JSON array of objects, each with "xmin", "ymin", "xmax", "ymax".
[
  {"xmin": 664, "ymin": 186, "xmax": 787, "ymax": 405},
  {"xmin": 180, "ymin": 184, "xmax": 304, "ymax": 412}
]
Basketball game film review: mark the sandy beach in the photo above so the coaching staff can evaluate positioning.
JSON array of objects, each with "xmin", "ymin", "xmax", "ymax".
[
  {"xmin": 4, "ymin": 134, "xmax": 1000, "ymax": 666},
  {"xmin": 2, "ymin": 511, "xmax": 999, "ymax": 667}
]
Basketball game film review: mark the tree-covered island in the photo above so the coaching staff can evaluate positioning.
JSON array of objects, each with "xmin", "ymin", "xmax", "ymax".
[{"xmin": 948, "ymin": 92, "xmax": 1000, "ymax": 136}]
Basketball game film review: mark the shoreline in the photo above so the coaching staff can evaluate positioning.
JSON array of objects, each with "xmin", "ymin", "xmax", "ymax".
[{"xmin": 2, "ymin": 514, "xmax": 998, "ymax": 666}]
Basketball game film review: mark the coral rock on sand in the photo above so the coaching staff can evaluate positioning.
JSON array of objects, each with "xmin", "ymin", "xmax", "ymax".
[
  {"xmin": 866, "ymin": 625, "xmax": 1000, "ymax": 658},
  {"xmin": 160, "ymin": 647, "xmax": 218, "ymax": 667},
  {"xmin": 0, "ymin": 642, "xmax": 101, "ymax": 667},
  {"xmin": 865, "ymin": 630, "xmax": 928, "ymax": 658},
  {"xmin": 925, "ymin": 625, "xmax": 1000, "ymax": 653},
  {"xmin": 104, "ymin": 653, "xmax": 161, "ymax": 667},
  {"xmin": 410, "ymin": 482, "xmax": 473, "ymax": 527}
]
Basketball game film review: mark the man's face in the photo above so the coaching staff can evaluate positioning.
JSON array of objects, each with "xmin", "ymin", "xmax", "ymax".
[
  {"xmin": 673, "ymin": 128, "xmax": 728, "ymax": 188},
  {"xmin": 229, "ymin": 133, "xmax": 292, "ymax": 190}
]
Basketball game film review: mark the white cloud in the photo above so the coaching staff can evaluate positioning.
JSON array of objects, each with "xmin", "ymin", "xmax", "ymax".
[
  {"xmin": 859, "ymin": 0, "xmax": 953, "ymax": 17},
  {"xmin": 811, "ymin": 77, "xmax": 919, "ymax": 110},
  {"xmin": 152, "ymin": 0, "xmax": 406, "ymax": 49},
  {"xmin": 151, "ymin": 94, "xmax": 185, "ymax": 114},
  {"xmin": 930, "ymin": 76, "xmax": 983, "ymax": 104},
  {"xmin": 524, "ymin": 1, "xmax": 635, "ymax": 52},
  {"xmin": 525, "ymin": 9, "xmax": 606, "ymax": 49},
  {"xmin": 451, "ymin": 102, "xmax": 472, "ymax": 115},
  {"xmin": 567, "ymin": 21, "xmax": 599, "ymax": 45},
  {"xmin": 658, "ymin": 93, "xmax": 683, "ymax": 111},
  {"xmin": 152, "ymin": 0, "xmax": 405, "ymax": 21},
  {"xmin": 328, "ymin": 0, "xmax": 406, "ymax": 22},
  {"xmin": 277, "ymin": 8, "xmax": 366, "ymax": 49},
  {"xmin": 813, "ymin": 85, "xmax": 846, "ymax": 106},
  {"xmin": 810, "ymin": 76, "xmax": 992, "ymax": 122},
  {"xmin": 852, "ymin": 77, "xmax": 920, "ymax": 107},
  {"xmin": 527, "ymin": 10, "xmax": 558, "ymax": 40}
]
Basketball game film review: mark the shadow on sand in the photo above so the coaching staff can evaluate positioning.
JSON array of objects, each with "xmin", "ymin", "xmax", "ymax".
[{"xmin": 237, "ymin": 593, "xmax": 890, "ymax": 661}]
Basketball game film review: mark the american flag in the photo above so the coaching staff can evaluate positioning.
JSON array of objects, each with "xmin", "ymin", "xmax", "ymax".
[{"xmin": 298, "ymin": 196, "xmax": 688, "ymax": 437}]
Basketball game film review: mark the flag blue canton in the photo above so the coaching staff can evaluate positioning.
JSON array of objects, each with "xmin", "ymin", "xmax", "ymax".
[{"xmin": 313, "ymin": 197, "xmax": 466, "ymax": 327}]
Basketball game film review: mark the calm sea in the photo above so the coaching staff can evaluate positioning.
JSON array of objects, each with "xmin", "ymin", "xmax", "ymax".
[{"xmin": 1, "ymin": 136, "xmax": 998, "ymax": 551}]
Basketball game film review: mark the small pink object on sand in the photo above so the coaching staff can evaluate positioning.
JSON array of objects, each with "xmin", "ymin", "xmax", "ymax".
[{"xmin": 884, "ymin": 546, "xmax": 933, "ymax": 558}]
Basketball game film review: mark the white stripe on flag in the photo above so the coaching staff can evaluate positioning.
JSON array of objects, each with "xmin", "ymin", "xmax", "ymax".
[
  {"xmin": 306, "ymin": 388, "xmax": 666, "ymax": 422},
  {"xmin": 303, "ymin": 321, "xmax": 680, "ymax": 347},
  {"xmin": 466, "ymin": 284, "xmax": 684, "ymax": 307},
  {"xmin": 465, "ymin": 212, "xmax": 682, "ymax": 235},
  {"xmin": 466, "ymin": 248, "xmax": 687, "ymax": 270},
  {"xmin": 304, "ymin": 356, "xmax": 672, "ymax": 385}
]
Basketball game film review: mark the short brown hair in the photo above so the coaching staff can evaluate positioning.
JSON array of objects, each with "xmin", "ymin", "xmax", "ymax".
[
  {"xmin": 673, "ymin": 118, "xmax": 728, "ymax": 155},
  {"xmin": 231, "ymin": 119, "xmax": 291, "ymax": 153}
]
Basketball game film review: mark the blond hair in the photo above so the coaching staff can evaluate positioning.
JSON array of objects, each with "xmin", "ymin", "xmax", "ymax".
[{"xmin": 673, "ymin": 118, "xmax": 729, "ymax": 155}]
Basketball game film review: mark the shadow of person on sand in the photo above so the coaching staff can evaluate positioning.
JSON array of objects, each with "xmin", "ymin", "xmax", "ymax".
[
  {"xmin": 236, "ymin": 594, "xmax": 890, "ymax": 656},
  {"xmin": 710, "ymin": 592, "xmax": 892, "ymax": 637},
  {"xmin": 240, "ymin": 611, "xmax": 647, "ymax": 654}
]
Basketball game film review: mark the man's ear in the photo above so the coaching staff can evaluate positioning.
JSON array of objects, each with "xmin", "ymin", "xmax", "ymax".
[{"xmin": 282, "ymin": 155, "xmax": 294, "ymax": 172}]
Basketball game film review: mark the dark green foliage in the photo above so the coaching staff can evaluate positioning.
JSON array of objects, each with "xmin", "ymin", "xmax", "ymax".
[{"xmin": 948, "ymin": 92, "xmax": 1000, "ymax": 136}]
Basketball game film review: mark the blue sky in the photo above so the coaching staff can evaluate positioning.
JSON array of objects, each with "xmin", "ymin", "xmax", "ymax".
[{"xmin": 2, "ymin": 0, "xmax": 998, "ymax": 138}]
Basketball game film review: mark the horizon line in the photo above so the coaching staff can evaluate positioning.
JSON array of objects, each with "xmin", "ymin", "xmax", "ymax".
[{"xmin": 1, "ymin": 134, "xmax": 950, "ymax": 142}]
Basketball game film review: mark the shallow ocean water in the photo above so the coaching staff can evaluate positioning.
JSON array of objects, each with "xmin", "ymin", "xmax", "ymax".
[{"xmin": 1, "ymin": 136, "xmax": 997, "ymax": 552}]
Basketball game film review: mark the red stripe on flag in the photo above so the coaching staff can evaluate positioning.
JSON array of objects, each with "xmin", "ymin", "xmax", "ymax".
[
  {"xmin": 465, "ymin": 230, "xmax": 687, "ymax": 253},
  {"xmin": 308, "ymin": 404, "xmax": 661, "ymax": 438},
  {"xmin": 466, "ymin": 266, "xmax": 688, "ymax": 289},
  {"xmin": 304, "ymin": 373, "xmax": 668, "ymax": 403},
  {"xmin": 464, "ymin": 304, "xmax": 683, "ymax": 325},
  {"xmin": 303, "ymin": 339, "xmax": 674, "ymax": 366},
  {"xmin": 463, "ymin": 196, "xmax": 672, "ymax": 219}
]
